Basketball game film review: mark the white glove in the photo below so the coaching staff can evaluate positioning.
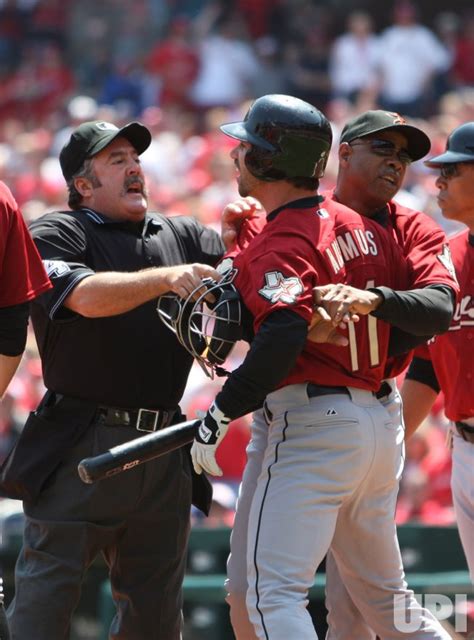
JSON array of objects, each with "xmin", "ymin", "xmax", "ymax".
[{"xmin": 190, "ymin": 402, "xmax": 230, "ymax": 476}]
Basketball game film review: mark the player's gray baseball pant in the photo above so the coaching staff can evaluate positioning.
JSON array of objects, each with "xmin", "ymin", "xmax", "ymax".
[
  {"xmin": 226, "ymin": 408, "xmax": 267, "ymax": 639},
  {"xmin": 242, "ymin": 383, "xmax": 449, "ymax": 640},
  {"xmin": 325, "ymin": 378, "xmax": 405, "ymax": 640},
  {"xmin": 451, "ymin": 424, "xmax": 474, "ymax": 582}
]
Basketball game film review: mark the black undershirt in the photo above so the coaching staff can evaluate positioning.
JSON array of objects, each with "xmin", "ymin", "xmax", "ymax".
[
  {"xmin": 371, "ymin": 284, "xmax": 454, "ymax": 336},
  {"xmin": 0, "ymin": 302, "xmax": 29, "ymax": 356},
  {"xmin": 405, "ymin": 356, "xmax": 441, "ymax": 393}
]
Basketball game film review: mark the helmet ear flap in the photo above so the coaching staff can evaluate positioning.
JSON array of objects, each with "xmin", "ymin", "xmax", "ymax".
[{"xmin": 245, "ymin": 145, "xmax": 285, "ymax": 181}]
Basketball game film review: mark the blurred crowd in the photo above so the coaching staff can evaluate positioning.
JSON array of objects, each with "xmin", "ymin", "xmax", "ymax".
[{"xmin": 1, "ymin": 0, "xmax": 473, "ymax": 529}]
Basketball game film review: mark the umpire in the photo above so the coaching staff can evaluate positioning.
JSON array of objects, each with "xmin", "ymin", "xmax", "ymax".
[{"xmin": 2, "ymin": 120, "xmax": 224, "ymax": 640}]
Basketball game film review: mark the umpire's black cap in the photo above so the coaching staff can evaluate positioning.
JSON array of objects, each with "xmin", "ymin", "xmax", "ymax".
[
  {"xmin": 424, "ymin": 122, "xmax": 474, "ymax": 166},
  {"xmin": 340, "ymin": 110, "xmax": 431, "ymax": 161},
  {"xmin": 60, "ymin": 121, "xmax": 152, "ymax": 181}
]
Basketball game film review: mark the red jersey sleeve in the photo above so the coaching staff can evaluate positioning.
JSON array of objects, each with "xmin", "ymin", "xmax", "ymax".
[
  {"xmin": 412, "ymin": 343, "xmax": 431, "ymax": 361},
  {"xmin": 422, "ymin": 231, "xmax": 474, "ymax": 421},
  {"xmin": 0, "ymin": 182, "xmax": 51, "ymax": 307},
  {"xmin": 389, "ymin": 202, "xmax": 459, "ymax": 295},
  {"xmin": 234, "ymin": 212, "xmax": 333, "ymax": 331}
]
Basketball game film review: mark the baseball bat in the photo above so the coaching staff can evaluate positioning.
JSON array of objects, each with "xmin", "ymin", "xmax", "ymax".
[{"xmin": 77, "ymin": 419, "xmax": 199, "ymax": 484}]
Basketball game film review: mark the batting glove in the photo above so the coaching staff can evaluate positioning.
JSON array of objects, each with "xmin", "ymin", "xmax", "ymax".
[{"xmin": 190, "ymin": 402, "xmax": 230, "ymax": 476}]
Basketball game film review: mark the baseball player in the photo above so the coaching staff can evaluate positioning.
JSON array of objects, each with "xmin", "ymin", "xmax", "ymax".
[
  {"xmin": 190, "ymin": 94, "xmax": 452, "ymax": 639},
  {"xmin": 0, "ymin": 182, "xmax": 51, "ymax": 640},
  {"xmin": 0, "ymin": 182, "xmax": 51, "ymax": 398},
  {"xmin": 403, "ymin": 122, "xmax": 474, "ymax": 581},
  {"xmin": 223, "ymin": 111, "xmax": 459, "ymax": 640}
]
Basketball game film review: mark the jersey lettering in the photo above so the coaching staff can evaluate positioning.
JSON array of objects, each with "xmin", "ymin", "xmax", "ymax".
[
  {"xmin": 451, "ymin": 295, "xmax": 474, "ymax": 330},
  {"xmin": 258, "ymin": 271, "xmax": 303, "ymax": 304},
  {"xmin": 325, "ymin": 229, "xmax": 380, "ymax": 275}
]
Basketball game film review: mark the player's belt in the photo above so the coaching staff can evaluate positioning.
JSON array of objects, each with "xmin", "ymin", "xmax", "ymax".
[
  {"xmin": 307, "ymin": 384, "xmax": 350, "ymax": 398},
  {"xmin": 375, "ymin": 380, "xmax": 392, "ymax": 400},
  {"xmin": 455, "ymin": 421, "xmax": 474, "ymax": 444},
  {"xmin": 96, "ymin": 406, "xmax": 174, "ymax": 432},
  {"xmin": 262, "ymin": 384, "xmax": 350, "ymax": 425}
]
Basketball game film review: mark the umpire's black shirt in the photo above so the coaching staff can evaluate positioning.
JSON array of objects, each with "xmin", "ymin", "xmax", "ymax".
[{"xmin": 29, "ymin": 208, "xmax": 224, "ymax": 409}]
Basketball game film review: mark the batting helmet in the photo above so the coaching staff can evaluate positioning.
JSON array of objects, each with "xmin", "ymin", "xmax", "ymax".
[
  {"xmin": 220, "ymin": 94, "xmax": 332, "ymax": 181},
  {"xmin": 156, "ymin": 271, "xmax": 242, "ymax": 378},
  {"xmin": 425, "ymin": 122, "xmax": 474, "ymax": 166}
]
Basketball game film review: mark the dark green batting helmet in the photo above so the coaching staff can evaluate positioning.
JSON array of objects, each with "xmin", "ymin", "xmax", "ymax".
[{"xmin": 220, "ymin": 94, "xmax": 332, "ymax": 181}]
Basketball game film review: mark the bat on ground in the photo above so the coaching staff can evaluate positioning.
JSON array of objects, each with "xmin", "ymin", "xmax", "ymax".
[{"xmin": 77, "ymin": 419, "xmax": 200, "ymax": 484}]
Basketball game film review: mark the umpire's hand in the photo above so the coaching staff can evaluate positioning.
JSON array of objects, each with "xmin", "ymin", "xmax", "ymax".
[{"xmin": 190, "ymin": 402, "xmax": 230, "ymax": 476}]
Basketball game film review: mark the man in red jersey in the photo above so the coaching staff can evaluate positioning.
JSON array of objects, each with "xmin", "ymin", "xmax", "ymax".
[
  {"xmin": 222, "ymin": 110, "xmax": 459, "ymax": 640},
  {"xmin": 0, "ymin": 181, "xmax": 50, "ymax": 639},
  {"xmin": 403, "ymin": 122, "xmax": 474, "ymax": 582},
  {"xmin": 189, "ymin": 95, "xmax": 452, "ymax": 639},
  {"xmin": 0, "ymin": 182, "xmax": 50, "ymax": 398},
  {"xmin": 310, "ymin": 112, "xmax": 462, "ymax": 640}
]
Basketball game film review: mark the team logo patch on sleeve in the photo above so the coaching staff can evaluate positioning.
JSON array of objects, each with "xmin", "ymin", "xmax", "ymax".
[
  {"xmin": 437, "ymin": 244, "xmax": 458, "ymax": 282},
  {"xmin": 43, "ymin": 259, "xmax": 71, "ymax": 277},
  {"xmin": 258, "ymin": 271, "xmax": 303, "ymax": 304}
]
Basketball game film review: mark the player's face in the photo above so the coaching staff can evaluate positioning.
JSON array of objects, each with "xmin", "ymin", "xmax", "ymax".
[
  {"xmin": 79, "ymin": 137, "xmax": 148, "ymax": 221},
  {"xmin": 435, "ymin": 162, "xmax": 474, "ymax": 227},
  {"xmin": 230, "ymin": 142, "xmax": 259, "ymax": 197},
  {"xmin": 341, "ymin": 130, "xmax": 410, "ymax": 212}
]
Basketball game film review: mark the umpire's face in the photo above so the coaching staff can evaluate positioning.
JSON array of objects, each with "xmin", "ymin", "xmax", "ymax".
[{"xmin": 77, "ymin": 136, "xmax": 148, "ymax": 222}]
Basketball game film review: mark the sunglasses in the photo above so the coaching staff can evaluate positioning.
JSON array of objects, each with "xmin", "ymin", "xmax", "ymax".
[
  {"xmin": 349, "ymin": 138, "xmax": 413, "ymax": 165},
  {"xmin": 440, "ymin": 164, "xmax": 461, "ymax": 179}
]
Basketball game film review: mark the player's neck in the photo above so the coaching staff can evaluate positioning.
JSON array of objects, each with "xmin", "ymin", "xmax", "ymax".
[{"xmin": 258, "ymin": 184, "xmax": 319, "ymax": 215}]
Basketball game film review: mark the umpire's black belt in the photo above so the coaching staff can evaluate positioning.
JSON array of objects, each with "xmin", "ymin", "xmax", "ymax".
[
  {"xmin": 96, "ymin": 406, "xmax": 174, "ymax": 432},
  {"xmin": 455, "ymin": 421, "xmax": 474, "ymax": 444}
]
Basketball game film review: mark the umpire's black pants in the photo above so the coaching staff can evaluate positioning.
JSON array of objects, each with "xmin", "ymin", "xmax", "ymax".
[{"xmin": 7, "ymin": 395, "xmax": 192, "ymax": 640}]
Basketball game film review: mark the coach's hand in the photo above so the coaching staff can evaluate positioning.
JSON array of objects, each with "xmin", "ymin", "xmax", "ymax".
[
  {"xmin": 190, "ymin": 402, "xmax": 230, "ymax": 476},
  {"xmin": 313, "ymin": 283, "xmax": 382, "ymax": 325}
]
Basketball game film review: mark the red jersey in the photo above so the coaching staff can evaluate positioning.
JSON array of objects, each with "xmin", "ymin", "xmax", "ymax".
[
  {"xmin": 0, "ymin": 182, "xmax": 51, "ymax": 307},
  {"xmin": 324, "ymin": 192, "xmax": 460, "ymax": 379},
  {"xmin": 232, "ymin": 196, "xmax": 409, "ymax": 391},
  {"xmin": 413, "ymin": 231, "xmax": 474, "ymax": 422}
]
